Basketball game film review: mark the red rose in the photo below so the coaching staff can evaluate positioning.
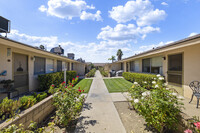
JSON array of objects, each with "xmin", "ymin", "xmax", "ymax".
[
  {"xmin": 65, "ymin": 86, "xmax": 67, "ymax": 88},
  {"xmin": 78, "ymin": 89, "xmax": 81, "ymax": 92},
  {"xmin": 82, "ymin": 90, "xmax": 84, "ymax": 92},
  {"xmin": 63, "ymin": 81, "xmax": 66, "ymax": 84},
  {"xmin": 79, "ymin": 87, "xmax": 80, "ymax": 89},
  {"xmin": 72, "ymin": 85, "xmax": 74, "ymax": 87},
  {"xmin": 69, "ymin": 83, "xmax": 71, "ymax": 85},
  {"xmin": 73, "ymin": 78, "xmax": 75, "ymax": 80},
  {"xmin": 51, "ymin": 84, "xmax": 55, "ymax": 87},
  {"xmin": 77, "ymin": 76, "xmax": 79, "ymax": 78}
]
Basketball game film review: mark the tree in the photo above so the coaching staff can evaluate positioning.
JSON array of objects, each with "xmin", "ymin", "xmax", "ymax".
[
  {"xmin": 117, "ymin": 49, "xmax": 123, "ymax": 61},
  {"xmin": 108, "ymin": 56, "xmax": 116, "ymax": 63},
  {"xmin": 39, "ymin": 45, "xmax": 45, "ymax": 50}
]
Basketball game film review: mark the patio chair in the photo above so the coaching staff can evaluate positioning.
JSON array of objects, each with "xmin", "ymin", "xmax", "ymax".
[{"xmin": 189, "ymin": 81, "xmax": 200, "ymax": 108}]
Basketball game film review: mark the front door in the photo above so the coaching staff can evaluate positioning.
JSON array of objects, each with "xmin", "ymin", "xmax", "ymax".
[
  {"xmin": 167, "ymin": 53, "xmax": 183, "ymax": 94},
  {"xmin": 13, "ymin": 53, "xmax": 29, "ymax": 93}
]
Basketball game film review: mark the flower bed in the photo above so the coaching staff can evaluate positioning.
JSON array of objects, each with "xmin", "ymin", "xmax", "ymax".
[
  {"xmin": 128, "ymin": 74, "xmax": 184, "ymax": 132},
  {"xmin": 0, "ymin": 76, "xmax": 85, "ymax": 132},
  {"xmin": 0, "ymin": 92, "xmax": 48, "ymax": 122}
]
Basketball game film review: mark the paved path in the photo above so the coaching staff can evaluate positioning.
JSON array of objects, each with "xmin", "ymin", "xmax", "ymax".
[{"xmin": 75, "ymin": 71, "xmax": 126, "ymax": 133}]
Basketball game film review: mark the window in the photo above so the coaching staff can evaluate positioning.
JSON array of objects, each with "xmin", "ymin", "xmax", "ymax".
[
  {"xmin": 72, "ymin": 63, "xmax": 74, "ymax": 70},
  {"xmin": 134, "ymin": 60, "xmax": 140, "ymax": 72},
  {"xmin": 130, "ymin": 61, "xmax": 134, "ymax": 71},
  {"xmin": 121, "ymin": 63, "xmax": 123, "ymax": 70},
  {"xmin": 57, "ymin": 60, "xmax": 62, "ymax": 72},
  {"xmin": 46, "ymin": 59, "xmax": 54, "ymax": 73},
  {"xmin": 142, "ymin": 58, "xmax": 151, "ymax": 73},
  {"xmin": 34, "ymin": 57, "xmax": 45, "ymax": 75},
  {"xmin": 151, "ymin": 57, "xmax": 163, "ymax": 74},
  {"xmin": 142, "ymin": 57, "xmax": 163, "ymax": 74}
]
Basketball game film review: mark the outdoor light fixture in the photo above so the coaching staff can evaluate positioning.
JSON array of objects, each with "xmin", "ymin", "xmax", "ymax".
[
  {"xmin": 162, "ymin": 56, "xmax": 166, "ymax": 60},
  {"xmin": 31, "ymin": 56, "xmax": 35, "ymax": 61}
]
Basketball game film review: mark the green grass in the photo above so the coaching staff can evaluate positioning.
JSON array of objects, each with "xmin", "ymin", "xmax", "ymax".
[
  {"xmin": 74, "ymin": 79, "xmax": 93, "ymax": 93},
  {"xmin": 103, "ymin": 78, "xmax": 133, "ymax": 93}
]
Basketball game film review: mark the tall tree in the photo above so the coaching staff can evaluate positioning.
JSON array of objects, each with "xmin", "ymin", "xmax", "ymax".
[
  {"xmin": 117, "ymin": 49, "xmax": 123, "ymax": 61},
  {"xmin": 108, "ymin": 56, "xmax": 116, "ymax": 63}
]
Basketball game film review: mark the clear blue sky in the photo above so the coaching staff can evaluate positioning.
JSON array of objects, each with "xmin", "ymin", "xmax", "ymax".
[{"xmin": 0, "ymin": 0, "xmax": 200, "ymax": 62}]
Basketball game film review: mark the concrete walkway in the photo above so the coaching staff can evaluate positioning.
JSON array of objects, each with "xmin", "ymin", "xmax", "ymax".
[{"xmin": 75, "ymin": 71, "xmax": 126, "ymax": 133}]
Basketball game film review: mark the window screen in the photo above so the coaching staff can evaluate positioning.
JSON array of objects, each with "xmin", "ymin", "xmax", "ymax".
[
  {"xmin": 46, "ymin": 59, "xmax": 54, "ymax": 73},
  {"xmin": 34, "ymin": 57, "xmax": 45, "ymax": 75},
  {"xmin": 142, "ymin": 58, "xmax": 151, "ymax": 73},
  {"xmin": 168, "ymin": 54, "xmax": 182, "ymax": 71}
]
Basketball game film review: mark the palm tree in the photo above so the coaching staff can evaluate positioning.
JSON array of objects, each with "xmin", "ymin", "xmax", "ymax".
[
  {"xmin": 108, "ymin": 56, "xmax": 116, "ymax": 63},
  {"xmin": 117, "ymin": 49, "xmax": 123, "ymax": 61}
]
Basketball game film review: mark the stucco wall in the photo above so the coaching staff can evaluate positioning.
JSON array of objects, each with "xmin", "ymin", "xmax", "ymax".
[
  {"xmin": 121, "ymin": 43, "xmax": 200, "ymax": 98},
  {"xmin": 0, "ymin": 40, "xmax": 85, "ymax": 94},
  {"xmin": 74, "ymin": 63, "xmax": 86, "ymax": 76}
]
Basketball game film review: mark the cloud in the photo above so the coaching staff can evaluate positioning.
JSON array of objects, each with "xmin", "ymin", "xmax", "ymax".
[
  {"xmin": 188, "ymin": 32, "xmax": 198, "ymax": 37},
  {"xmin": 2, "ymin": 29, "xmax": 133, "ymax": 62},
  {"xmin": 39, "ymin": 0, "xmax": 102, "ymax": 21},
  {"xmin": 109, "ymin": 0, "xmax": 166, "ymax": 26},
  {"xmin": 97, "ymin": 24, "xmax": 160, "ymax": 42},
  {"xmin": 80, "ymin": 10, "xmax": 102, "ymax": 21},
  {"xmin": 161, "ymin": 2, "xmax": 168, "ymax": 6}
]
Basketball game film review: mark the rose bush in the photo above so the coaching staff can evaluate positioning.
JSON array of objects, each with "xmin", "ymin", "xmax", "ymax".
[
  {"xmin": 49, "ymin": 76, "xmax": 85, "ymax": 126},
  {"xmin": 129, "ymin": 74, "xmax": 184, "ymax": 133}
]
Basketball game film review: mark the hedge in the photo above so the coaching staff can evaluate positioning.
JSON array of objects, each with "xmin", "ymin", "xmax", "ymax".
[
  {"xmin": 122, "ymin": 72, "xmax": 164, "ymax": 89},
  {"xmin": 38, "ymin": 71, "xmax": 77, "ymax": 91}
]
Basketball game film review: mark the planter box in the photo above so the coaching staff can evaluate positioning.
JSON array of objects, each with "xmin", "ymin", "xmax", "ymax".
[{"xmin": 0, "ymin": 95, "xmax": 55, "ymax": 129}]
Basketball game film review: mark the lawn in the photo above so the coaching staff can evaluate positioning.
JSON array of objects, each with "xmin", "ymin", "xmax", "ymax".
[
  {"xmin": 74, "ymin": 79, "xmax": 93, "ymax": 93},
  {"xmin": 103, "ymin": 78, "xmax": 133, "ymax": 93}
]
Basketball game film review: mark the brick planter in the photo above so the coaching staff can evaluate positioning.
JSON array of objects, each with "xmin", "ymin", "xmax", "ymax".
[{"xmin": 0, "ymin": 95, "xmax": 55, "ymax": 129}]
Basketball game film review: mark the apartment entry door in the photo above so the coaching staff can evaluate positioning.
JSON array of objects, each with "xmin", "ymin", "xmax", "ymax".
[
  {"xmin": 13, "ymin": 53, "xmax": 29, "ymax": 93},
  {"xmin": 167, "ymin": 53, "xmax": 183, "ymax": 94}
]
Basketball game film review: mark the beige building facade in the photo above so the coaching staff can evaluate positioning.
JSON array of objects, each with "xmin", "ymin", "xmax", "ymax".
[
  {"xmin": 110, "ymin": 34, "xmax": 200, "ymax": 99},
  {"xmin": 0, "ymin": 37, "xmax": 86, "ymax": 99}
]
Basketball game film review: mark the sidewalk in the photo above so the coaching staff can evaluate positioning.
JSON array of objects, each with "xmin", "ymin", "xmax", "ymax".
[{"xmin": 75, "ymin": 70, "xmax": 126, "ymax": 133}]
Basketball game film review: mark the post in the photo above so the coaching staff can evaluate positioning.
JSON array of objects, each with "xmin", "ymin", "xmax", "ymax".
[{"xmin": 64, "ymin": 68, "xmax": 66, "ymax": 86}]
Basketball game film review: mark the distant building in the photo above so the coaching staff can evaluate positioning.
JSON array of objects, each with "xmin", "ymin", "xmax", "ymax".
[
  {"xmin": 50, "ymin": 45, "xmax": 64, "ymax": 55},
  {"xmin": 68, "ymin": 53, "xmax": 75, "ymax": 60}
]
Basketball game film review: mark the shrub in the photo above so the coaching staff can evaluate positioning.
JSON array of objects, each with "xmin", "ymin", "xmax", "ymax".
[
  {"xmin": 0, "ymin": 97, "xmax": 20, "ymax": 120},
  {"xmin": 85, "ymin": 68, "xmax": 96, "ymax": 78},
  {"xmin": 19, "ymin": 96, "xmax": 37, "ymax": 110},
  {"xmin": 38, "ymin": 71, "xmax": 77, "ymax": 91},
  {"xmin": 99, "ymin": 67, "xmax": 109, "ymax": 77},
  {"xmin": 49, "ymin": 78, "xmax": 85, "ymax": 126},
  {"xmin": 34, "ymin": 92, "xmax": 47, "ymax": 102},
  {"xmin": 129, "ymin": 75, "xmax": 184, "ymax": 132},
  {"xmin": 123, "ymin": 72, "xmax": 164, "ymax": 89}
]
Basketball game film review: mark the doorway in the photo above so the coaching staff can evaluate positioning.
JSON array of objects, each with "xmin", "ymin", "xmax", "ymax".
[{"xmin": 13, "ymin": 53, "xmax": 29, "ymax": 93}]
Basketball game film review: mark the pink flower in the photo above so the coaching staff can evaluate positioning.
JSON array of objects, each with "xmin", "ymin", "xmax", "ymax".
[
  {"xmin": 184, "ymin": 129, "xmax": 192, "ymax": 133},
  {"xmin": 194, "ymin": 122, "xmax": 200, "ymax": 130}
]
